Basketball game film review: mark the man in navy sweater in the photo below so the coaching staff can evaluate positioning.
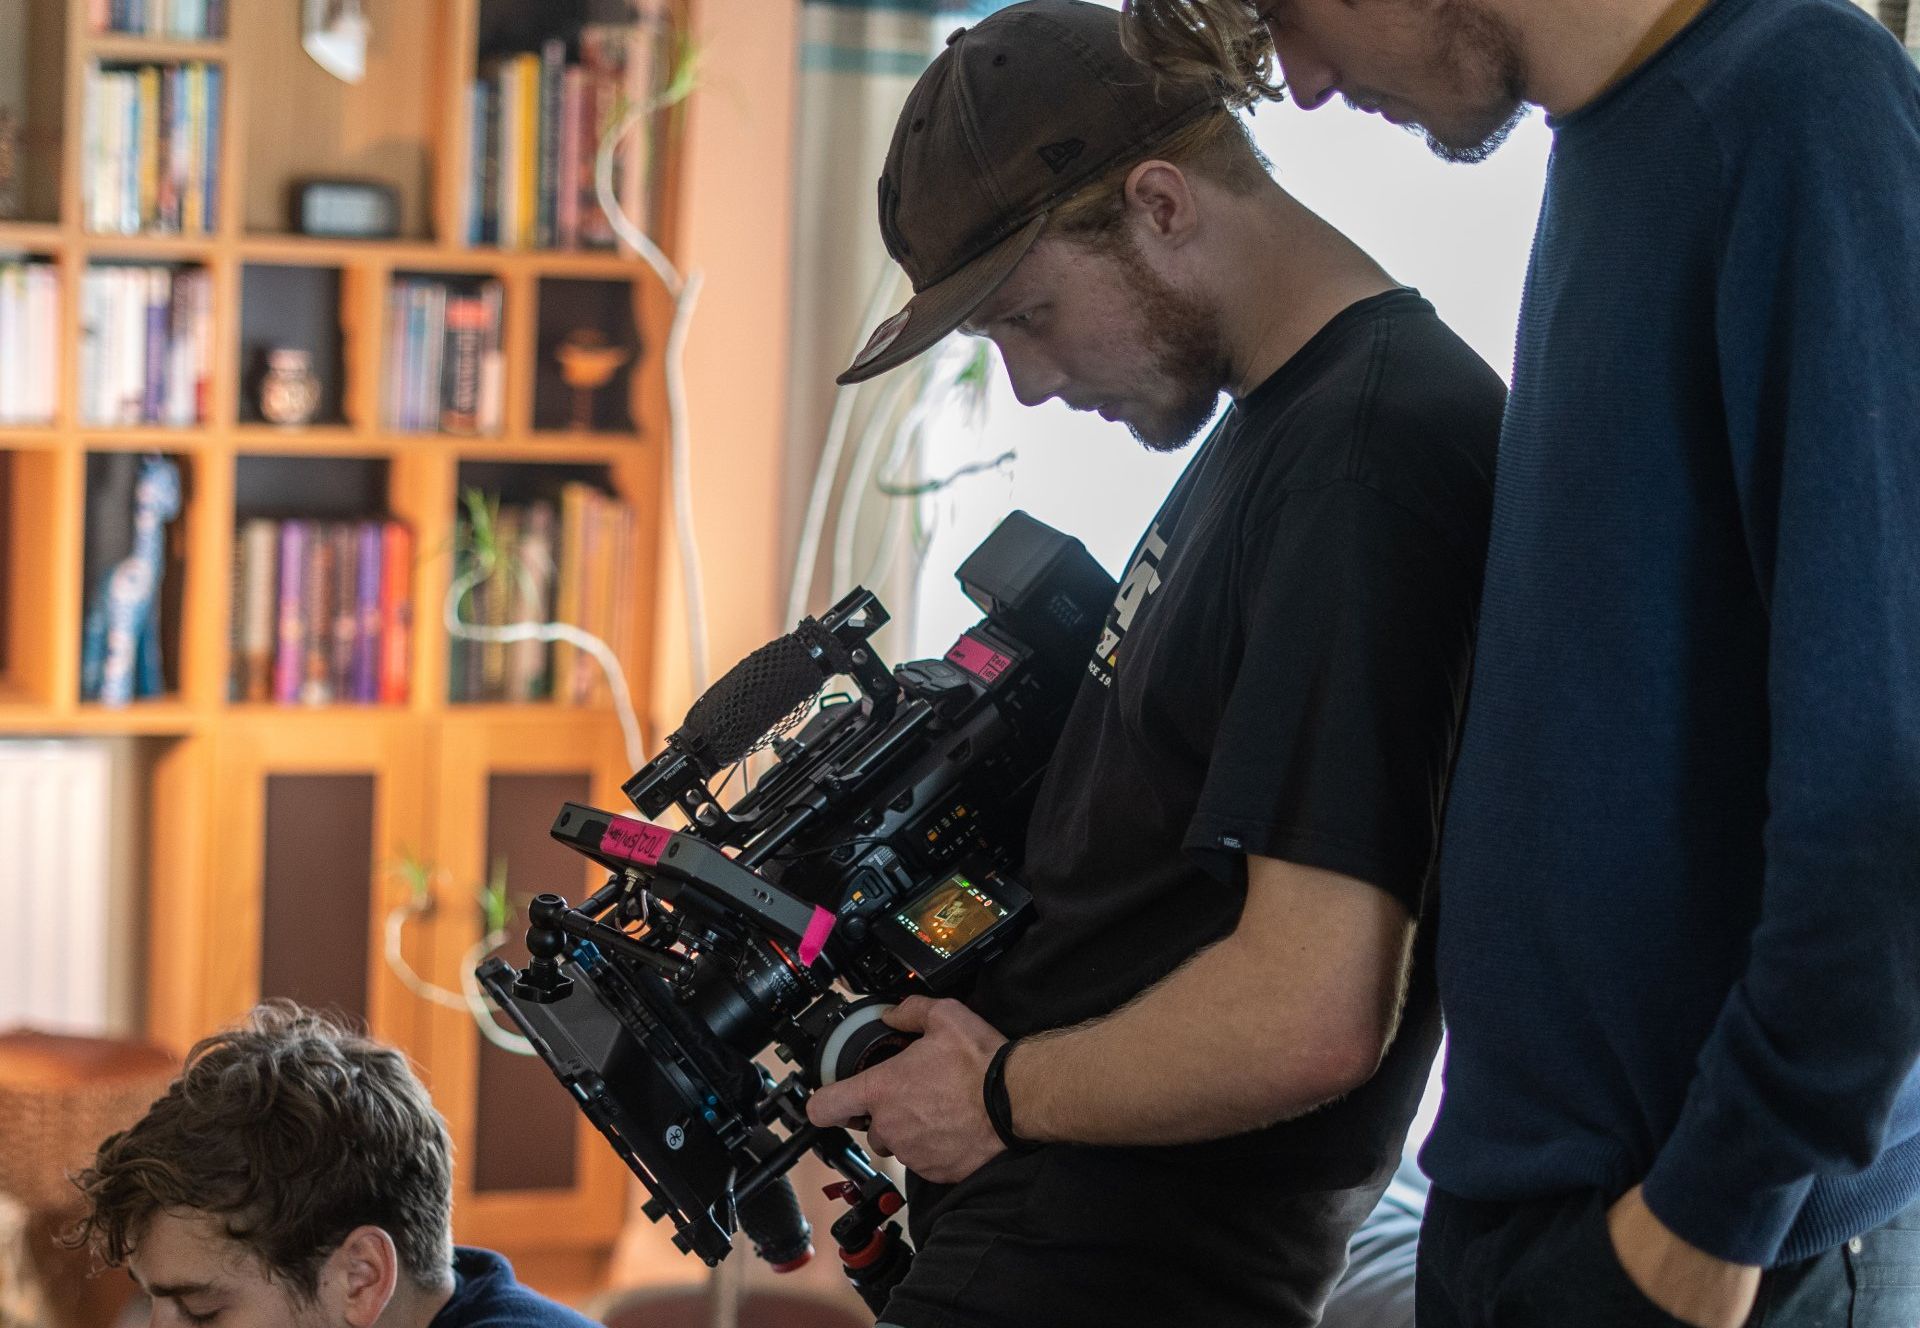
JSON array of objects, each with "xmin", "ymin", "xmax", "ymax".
[{"xmin": 1124, "ymin": 1, "xmax": 1920, "ymax": 1326}]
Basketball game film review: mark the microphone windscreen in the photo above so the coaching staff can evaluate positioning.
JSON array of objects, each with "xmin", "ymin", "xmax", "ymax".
[{"xmin": 673, "ymin": 632, "xmax": 827, "ymax": 771}]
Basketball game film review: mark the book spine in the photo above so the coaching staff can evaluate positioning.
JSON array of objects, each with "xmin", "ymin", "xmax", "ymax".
[
  {"xmin": 441, "ymin": 297, "xmax": 483, "ymax": 434},
  {"xmin": 177, "ymin": 64, "xmax": 198, "ymax": 233},
  {"xmin": 537, "ymin": 39, "xmax": 564, "ymax": 249},
  {"xmin": 495, "ymin": 61, "xmax": 517, "ymax": 249},
  {"xmin": 202, "ymin": 63, "xmax": 221, "ymax": 231},
  {"xmin": 515, "ymin": 500, "xmax": 556, "ymax": 699},
  {"xmin": 240, "ymin": 517, "xmax": 278, "ymax": 702},
  {"xmin": 116, "ymin": 267, "xmax": 144, "ymax": 423},
  {"xmin": 137, "ymin": 66, "xmax": 158, "ymax": 228},
  {"xmin": 558, "ymin": 67, "xmax": 584, "ymax": 251},
  {"xmin": 554, "ymin": 484, "xmax": 586, "ymax": 702},
  {"xmin": 483, "ymin": 506, "xmax": 516, "ymax": 699},
  {"xmin": 329, "ymin": 522, "xmax": 358, "ymax": 702},
  {"xmin": 355, "ymin": 520, "xmax": 383, "ymax": 703},
  {"xmin": 423, "ymin": 282, "xmax": 446, "ymax": 434},
  {"xmin": 301, "ymin": 523, "xmax": 334, "ymax": 704},
  {"xmin": 142, "ymin": 267, "xmax": 167, "ymax": 422},
  {"xmin": 466, "ymin": 80, "xmax": 488, "ymax": 246},
  {"xmin": 0, "ymin": 267, "xmax": 17, "ymax": 423},
  {"xmin": 515, "ymin": 53, "xmax": 540, "ymax": 250},
  {"xmin": 478, "ymin": 280, "xmax": 504, "ymax": 434},
  {"xmin": 273, "ymin": 520, "xmax": 306, "ymax": 704},
  {"xmin": 379, "ymin": 522, "xmax": 412, "ymax": 704}
]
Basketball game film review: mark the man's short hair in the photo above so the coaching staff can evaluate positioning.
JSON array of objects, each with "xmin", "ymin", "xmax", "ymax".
[
  {"xmin": 69, "ymin": 1001, "xmax": 455, "ymax": 1300},
  {"xmin": 1048, "ymin": 106, "xmax": 1274, "ymax": 242},
  {"xmin": 1120, "ymin": 0, "xmax": 1286, "ymax": 108}
]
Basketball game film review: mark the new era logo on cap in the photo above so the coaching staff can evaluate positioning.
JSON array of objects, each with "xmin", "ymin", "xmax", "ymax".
[
  {"xmin": 850, "ymin": 309, "xmax": 912, "ymax": 371},
  {"xmin": 1037, "ymin": 138, "xmax": 1087, "ymax": 174}
]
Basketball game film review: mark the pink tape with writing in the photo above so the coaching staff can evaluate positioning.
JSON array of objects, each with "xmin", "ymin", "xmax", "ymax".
[
  {"xmin": 600, "ymin": 815, "xmax": 674, "ymax": 866},
  {"xmin": 945, "ymin": 634, "xmax": 1012, "ymax": 684},
  {"xmin": 798, "ymin": 906, "xmax": 836, "ymax": 967}
]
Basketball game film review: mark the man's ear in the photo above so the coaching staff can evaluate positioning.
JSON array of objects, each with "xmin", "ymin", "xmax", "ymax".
[
  {"xmin": 325, "ymin": 1225, "xmax": 399, "ymax": 1328},
  {"xmin": 1121, "ymin": 159, "xmax": 1199, "ymax": 246}
]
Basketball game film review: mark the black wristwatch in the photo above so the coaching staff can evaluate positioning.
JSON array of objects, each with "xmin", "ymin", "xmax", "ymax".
[{"xmin": 982, "ymin": 1040, "xmax": 1041, "ymax": 1154}]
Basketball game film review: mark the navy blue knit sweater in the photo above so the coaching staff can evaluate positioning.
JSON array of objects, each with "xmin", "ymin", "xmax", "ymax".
[{"xmin": 1422, "ymin": 0, "xmax": 1920, "ymax": 1268}]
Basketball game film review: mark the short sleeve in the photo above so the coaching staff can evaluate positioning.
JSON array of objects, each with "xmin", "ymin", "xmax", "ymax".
[{"xmin": 1183, "ymin": 480, "xmax": 1483, "ymax": 914}]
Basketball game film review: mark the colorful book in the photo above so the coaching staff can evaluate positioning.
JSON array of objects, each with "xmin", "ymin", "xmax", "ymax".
[
  {"xmin": 354, "ymin": 520, "xmax": 383, "ymax": 702},
  {"xmin": 272, "ymin": 520, "xmax": 307, "ymax": 704},
  {"xmin": 379, "ymin": 523, "xmax": 412, "ymax": 704}
]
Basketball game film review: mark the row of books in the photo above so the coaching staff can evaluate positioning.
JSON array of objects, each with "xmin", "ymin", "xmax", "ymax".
[
  {"xmin": 385, "ymin": 277, "xmax": 506, "ymax": 434},
  {"xmin": 450, "ymin": 484, "xmax": 640, "ymax": 705},
  {"xmin": 90, "ymin": 0, "xmax": 226, "ymax": 39},
  {"xmin": 464, "ymin": 18, "xmax": 670, "ymax": 250},
  {"xmin": 0, "ymin": 263, "xmax": 58, "ymax": 425},
  {"xmin": 79, "ymin": 264, "xmax": 212, "ymax": 427},
  {"xmin": 84, "ymin": 62, "xmax": 223, "ymax": 236},
  {"xmin": 230, "ymin": 518, "xmax": 414, "ymax": 705}
]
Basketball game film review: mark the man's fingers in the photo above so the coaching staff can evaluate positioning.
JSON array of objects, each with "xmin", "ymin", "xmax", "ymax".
[
  {"xmin": 806, "ymin": 1077, "xmax": 869, "ymax": 1128},
  {"xmin": 883, "ymin": 995, "xmax": 937, "ymax": 1032}
]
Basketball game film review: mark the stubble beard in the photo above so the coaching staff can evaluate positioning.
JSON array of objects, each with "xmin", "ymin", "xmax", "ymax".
[
  {"xmin": 1417, "ymin": 0, "xmax": 1530, "ymax": 164},
  {"xmin": 1111, "ymin": 246, "xmax": 1229, "ymax": 455}
]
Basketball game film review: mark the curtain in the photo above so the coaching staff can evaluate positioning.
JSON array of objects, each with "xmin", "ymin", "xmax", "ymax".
[{"xmin": 781, "ymin": 0, "xmax": 1013, "ymax": 648}]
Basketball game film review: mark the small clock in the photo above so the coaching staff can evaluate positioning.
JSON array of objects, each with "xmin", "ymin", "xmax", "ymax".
[{"xmin": 291, "ymin": 179, "xmax": 400, "ymax": 239}]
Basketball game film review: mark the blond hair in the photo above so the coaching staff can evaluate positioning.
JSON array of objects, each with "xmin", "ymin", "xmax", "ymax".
[{"xmin": 1120, "ymin": 0, "xmax": 1286, "ymax": 110}]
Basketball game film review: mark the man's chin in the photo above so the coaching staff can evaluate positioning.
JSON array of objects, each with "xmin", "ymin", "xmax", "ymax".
[{"xmin": 1416, "ymin": 101, "xmax": 1529, "ymax": 164}]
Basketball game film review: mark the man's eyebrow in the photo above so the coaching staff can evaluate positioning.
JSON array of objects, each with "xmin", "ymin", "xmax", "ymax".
[{"xmin": 144, "ymin": 1280, "xmax": 216, "ymax": 1298}]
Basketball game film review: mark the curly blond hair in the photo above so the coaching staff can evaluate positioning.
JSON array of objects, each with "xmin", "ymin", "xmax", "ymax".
[{"xmin": 1120, "ymin": 0, "xmax": 1286, "ymax": 108}]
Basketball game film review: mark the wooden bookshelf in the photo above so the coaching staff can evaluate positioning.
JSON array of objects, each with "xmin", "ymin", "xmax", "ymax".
[{"xmin": 0, "ymin": 0, "xmax": 690, "ymax": 1293}]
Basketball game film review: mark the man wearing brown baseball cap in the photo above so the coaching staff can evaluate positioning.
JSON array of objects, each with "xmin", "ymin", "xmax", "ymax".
[{"xmin": 808, "ymin": 3, "xmax": 1505, "ymax": 1323}]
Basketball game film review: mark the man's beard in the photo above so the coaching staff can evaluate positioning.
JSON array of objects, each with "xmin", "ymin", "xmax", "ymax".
[
  {"xmin": 1111, "ymin": 246, "xmax": 1228, "ymax": 454},
  {"xmin": 1410, "ymin": 0, "xmax": 1530, "ymax": 164}
]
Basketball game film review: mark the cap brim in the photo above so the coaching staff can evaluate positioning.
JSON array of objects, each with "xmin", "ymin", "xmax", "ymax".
[{"xmin": 836, "ymin": 213, "xmax": 1048, "ymax": 386}]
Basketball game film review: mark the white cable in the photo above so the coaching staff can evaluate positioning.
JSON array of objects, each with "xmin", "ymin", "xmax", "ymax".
[
  {"xmin": 383, "ymin": 900, "xmax": 534, "ymax": 1055},
  {"xmin": 446, "ymin": 567, "xmax": 646, "ymax": 771},
  {"xmin": 595, "ymin": 98, "xmax": 712, "ymax": 692},
  {"xmin": 785, "ymin": 261, "xmax": 905, "ymax": 626}
]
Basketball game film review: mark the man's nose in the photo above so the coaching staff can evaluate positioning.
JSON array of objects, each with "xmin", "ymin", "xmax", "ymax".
[
  {"xmin": 1001, "ymin": 348, "xmax": 1065, "ymax": 409},
  {"xmin": 1270, "ymin": 38, "xmax": 1337, "ymax": 111}
]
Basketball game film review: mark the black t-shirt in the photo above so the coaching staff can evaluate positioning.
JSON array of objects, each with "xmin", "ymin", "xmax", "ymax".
[
  {"xmin": 428, "ymin": 1248, "xmax": 600, "ymax": 1328},
  {"xmin": 967, "ymin": 288, "xmax": 1503, "ymax": 1189}
]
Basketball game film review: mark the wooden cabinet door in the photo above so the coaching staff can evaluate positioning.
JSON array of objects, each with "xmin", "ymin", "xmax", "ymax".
[
  {"xmin": 424, "ymin": 711, "xmax": 634, "ymax": 1282},
  {"xmin": 148, "ymin": 714, "xmax": 430, "ymax": 1053}
]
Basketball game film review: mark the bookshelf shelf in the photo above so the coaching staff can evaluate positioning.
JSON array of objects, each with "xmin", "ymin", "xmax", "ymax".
[
  {"xmin": 0, "ymin": 223, "xmax": 67, "ymax": 250},
  {"xmin": 86, "ymin": 36, "xmax": 229, "ymax": 63},
  {"xmin": 4, "ymin": 0, "xmax": 689, "ymax": 1295}
]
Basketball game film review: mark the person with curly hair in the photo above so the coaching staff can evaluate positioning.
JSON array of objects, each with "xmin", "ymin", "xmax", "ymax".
[{"xmin": 69, "ymin": 1001, "xmax": 598, "ymax": 1328}]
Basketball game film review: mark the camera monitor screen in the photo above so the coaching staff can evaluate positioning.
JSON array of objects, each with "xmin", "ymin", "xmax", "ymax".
[{"xmin": 893, "ymin": 873, "xmax": 1008, "ymax": 961}]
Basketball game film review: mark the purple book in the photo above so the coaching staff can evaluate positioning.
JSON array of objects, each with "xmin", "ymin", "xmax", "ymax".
[
  {"xmin": 354, "ymin": 520, "xmax": 383, "ymax": 701},
  {"xmin": 272, "ymin": 520, "xmax": 306, "ymax": 704},
  {"xmin": 142, "ymin": 268, "xmax": 167, "ymax": 423}
]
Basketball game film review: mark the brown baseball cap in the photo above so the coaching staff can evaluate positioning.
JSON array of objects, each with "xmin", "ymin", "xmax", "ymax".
[{"xmin": 836, "ymin": 0, "xmax": 1221, "ymax": 386}]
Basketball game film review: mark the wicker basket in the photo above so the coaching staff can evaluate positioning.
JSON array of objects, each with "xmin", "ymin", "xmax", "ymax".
[{"xmin": 0, "ymin": 1031, "xmax": 175, "ymax": 1214}]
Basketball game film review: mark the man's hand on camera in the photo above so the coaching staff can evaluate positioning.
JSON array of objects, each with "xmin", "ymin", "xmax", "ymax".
[{"xmin": 805, "ymin": 996, "xmax": 1008, "ymax": 1184}]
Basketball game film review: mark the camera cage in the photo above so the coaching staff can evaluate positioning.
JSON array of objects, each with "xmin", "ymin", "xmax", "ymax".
[{"xmin": 475, "ymin": 511, "xmax": 1114, "ymax": 1306}]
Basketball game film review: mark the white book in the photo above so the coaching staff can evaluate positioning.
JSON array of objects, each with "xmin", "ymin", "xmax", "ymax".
[
  {"xmin": 33, "ymin": 265, "xmax": 56, "ymax": 423},
  {"xmin": 0, "ymin": 266, "xmax": 20, "ymax": 421},
  {"xmin": 116, "ymin": 267, "xmax": 143, "ymax": 422}
]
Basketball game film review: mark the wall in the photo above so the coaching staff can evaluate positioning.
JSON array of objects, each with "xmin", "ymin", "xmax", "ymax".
[{"xmin": 650, "ymin": 0, "xmax": 802, "ymax": 736}]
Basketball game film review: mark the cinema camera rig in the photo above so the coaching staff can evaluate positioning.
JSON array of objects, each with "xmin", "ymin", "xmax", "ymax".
[{"xmin": 476, "ymin": 512, "xmax": 1114, "ymax": 1311}]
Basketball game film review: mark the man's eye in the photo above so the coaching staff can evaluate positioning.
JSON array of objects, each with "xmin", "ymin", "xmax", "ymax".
[{"xmin": 179, "ymin": 1308, "xmax": 220, "ymax": 1326}]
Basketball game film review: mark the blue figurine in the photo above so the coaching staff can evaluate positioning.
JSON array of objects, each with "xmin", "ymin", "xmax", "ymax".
[{"xmin": 81, "ymin": 454, "xmax": 182, "ymax": 706}]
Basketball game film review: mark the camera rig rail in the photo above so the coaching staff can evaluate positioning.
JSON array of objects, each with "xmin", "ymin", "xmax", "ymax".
[{"xmin": 476, "ymin": 511, "xmax": 1114, "ymax": 1309}]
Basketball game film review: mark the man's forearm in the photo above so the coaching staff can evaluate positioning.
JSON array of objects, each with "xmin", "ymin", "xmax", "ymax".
[{"xmin": 1004, "ymin": 887, "xmax": 1408, "ymax": 1146}]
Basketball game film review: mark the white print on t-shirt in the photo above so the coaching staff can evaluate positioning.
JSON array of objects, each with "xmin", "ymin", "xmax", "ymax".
[{"xmin": 1089, "ymin": 525, "xmax": 1169, "ymax": 689}]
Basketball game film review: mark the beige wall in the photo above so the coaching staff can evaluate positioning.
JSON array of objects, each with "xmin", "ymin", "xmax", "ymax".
[{"xmin": 650, "ymin": 0, "xmax": 802, "ymax": 738}]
